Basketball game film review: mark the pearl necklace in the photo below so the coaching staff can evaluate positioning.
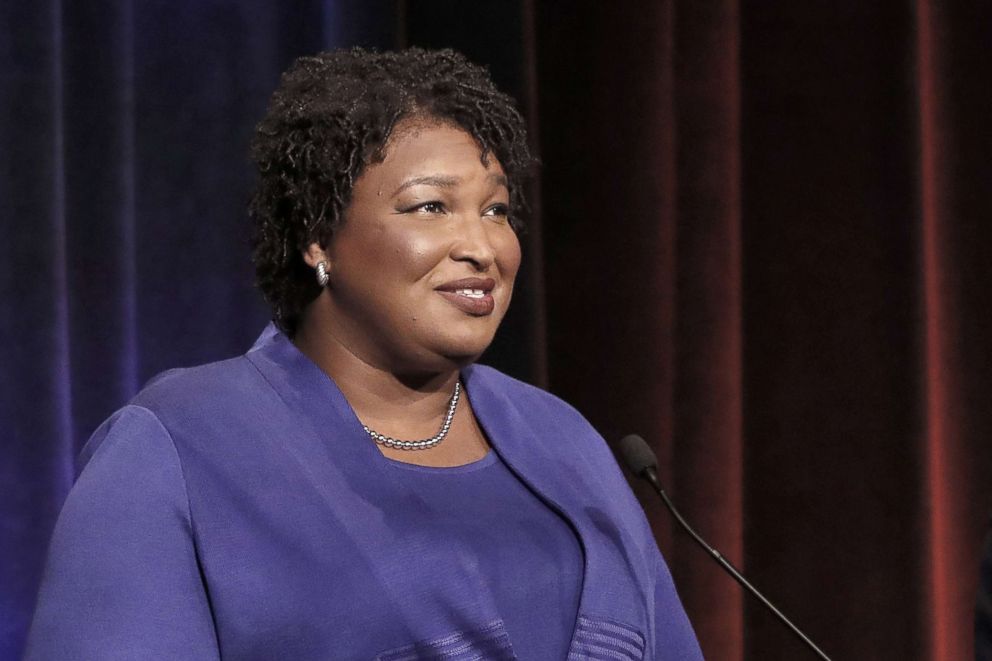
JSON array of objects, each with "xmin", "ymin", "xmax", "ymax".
[{"xmin": 362, "ymin": 382, "xmax": 461, "ymax": 451}]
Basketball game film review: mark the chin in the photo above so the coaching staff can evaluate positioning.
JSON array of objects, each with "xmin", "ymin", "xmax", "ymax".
[
  {"xmin": 395, "ymin": 348, "xmax": 482, "ymax": 378},
  {"xmin": 433, "ymin": 333, "xmax": 496, "ymax": 367},
  {"xmin": 439, "ymin": 343, "xmax": 490, "ymax": 366}
]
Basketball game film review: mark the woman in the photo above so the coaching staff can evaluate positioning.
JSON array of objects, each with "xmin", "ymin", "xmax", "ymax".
[{"xmin": 27, "ymin": 48, "xmax": 702, "ymax": 660}]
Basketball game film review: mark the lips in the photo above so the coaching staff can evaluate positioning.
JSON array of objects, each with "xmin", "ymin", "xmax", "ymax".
[{"xmin": 435, "ymin": 277, "xmax": 497, "ymax": 316}]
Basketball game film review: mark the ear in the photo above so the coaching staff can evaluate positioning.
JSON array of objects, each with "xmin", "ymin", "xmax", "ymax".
[{"xmin": 302, "ymin": 242, "xmax": 329, "ymax": 269}]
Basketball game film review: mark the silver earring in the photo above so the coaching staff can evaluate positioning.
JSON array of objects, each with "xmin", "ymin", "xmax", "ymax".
[{"xmin": 315, "ymin": 261, "xmax": 330, "ymax": 287}]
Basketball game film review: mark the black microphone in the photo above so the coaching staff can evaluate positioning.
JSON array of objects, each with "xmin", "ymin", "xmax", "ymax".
[{"xmin": 618, "ymin": 434, "xmax": 832, "ymax": 661}]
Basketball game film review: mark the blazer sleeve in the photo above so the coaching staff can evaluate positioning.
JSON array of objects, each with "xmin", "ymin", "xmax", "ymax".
[{"xmin": 24, "ymin": 405, "xmax": 220, "ymax": 661}]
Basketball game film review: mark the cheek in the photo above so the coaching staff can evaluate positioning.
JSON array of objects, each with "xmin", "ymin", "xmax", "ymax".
[
  {"xmin": 394, "ymin": 231, "xmax": 449, "ymax": 276},
  {"xmin": 497, "ymin": 231, "xmax": 523, "ymax": 282},
  {"xmin": 359, "ymin": 220, "xmax": 442, "ymax": 280}
]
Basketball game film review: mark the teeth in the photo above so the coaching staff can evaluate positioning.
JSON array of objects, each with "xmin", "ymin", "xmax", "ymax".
[{"xmin": 454, "ymin": 288, "xmax": 485, "ymax": 298}]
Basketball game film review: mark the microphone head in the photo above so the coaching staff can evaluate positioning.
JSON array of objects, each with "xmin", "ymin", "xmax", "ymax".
[{"xmin": 618, "ymin": 434, "xmax": 658, "ymax": 476}]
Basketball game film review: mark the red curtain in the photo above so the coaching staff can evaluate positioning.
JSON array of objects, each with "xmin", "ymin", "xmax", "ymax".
[{"xmin": 531, "ymin": 1, "xmax": 992, "ymax": 658}]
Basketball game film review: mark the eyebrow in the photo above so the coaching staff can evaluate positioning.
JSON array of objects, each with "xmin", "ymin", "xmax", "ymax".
[{"xmin": 392, "ymin": 173, "xmax": 509, "ymax": 197}]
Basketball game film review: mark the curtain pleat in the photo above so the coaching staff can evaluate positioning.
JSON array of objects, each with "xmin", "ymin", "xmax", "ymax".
[
  {"xmin": 49, "ymin": 0, "xmax": 73, "ymax": 475},
  {"xmin": 672, "ymin": 1, "xmax": 744, "ymax": 657},
  {"xmin": 915, "ymin": 2, "xmax": 953, "ymax": 657},
  {"xmin": 915, "ymin": 1, "xmax": 992, "ymax": 658},
  {"xmin": 117, "ymin": 0, "xmax": 139, "ymax": 396},
  {"xmin": 520, "ymin": 0, "xmax": 548, "ymax": 388},
  {"xmin": 62, "ymin": 0, "xmax": 139, "ymax": 447}
]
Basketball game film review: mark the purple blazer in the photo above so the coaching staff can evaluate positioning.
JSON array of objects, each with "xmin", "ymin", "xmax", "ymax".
[{"xmin": 26, "ymin": 328, "xmax": 702, "ymax": 660}]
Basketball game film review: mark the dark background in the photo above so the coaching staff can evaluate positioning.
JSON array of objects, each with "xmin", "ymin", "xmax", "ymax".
[{"xmin": 3, "ymin": 1, "xmax": 990, "ymax": 659}]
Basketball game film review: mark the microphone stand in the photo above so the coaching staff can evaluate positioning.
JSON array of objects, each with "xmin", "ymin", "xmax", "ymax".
[{"xmin": 640, "ymin": 466, "xmax": 832, "ymax": 661}]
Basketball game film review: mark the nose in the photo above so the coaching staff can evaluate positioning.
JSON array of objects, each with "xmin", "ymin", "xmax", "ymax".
[{"xmin": 449, "ymin": 216, "xmax": 496, "ymax": 271}]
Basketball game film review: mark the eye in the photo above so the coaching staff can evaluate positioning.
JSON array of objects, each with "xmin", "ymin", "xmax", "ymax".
[
  {"xmin": 407, "ymin": 201, "xmax": 446, "ymax": 214},
  {"xmin": 483, "ymin": 203, "xmax": 510, "ymax": 220}
]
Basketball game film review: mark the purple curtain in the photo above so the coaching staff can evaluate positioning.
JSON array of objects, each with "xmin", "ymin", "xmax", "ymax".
[{"xmin": 3, "ymin": 1, "xmax": 345, "ymax": 655}]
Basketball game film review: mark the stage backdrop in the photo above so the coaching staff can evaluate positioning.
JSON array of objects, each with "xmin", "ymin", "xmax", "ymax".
[{"xmin": 2, "ymin": 1, "xmax": 990, "ymax": 659}]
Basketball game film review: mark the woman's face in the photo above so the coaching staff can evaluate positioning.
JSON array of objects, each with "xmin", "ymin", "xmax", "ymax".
[{"xmin": 312, "ymin": 118, "xmax": 521, "ymax": 374}]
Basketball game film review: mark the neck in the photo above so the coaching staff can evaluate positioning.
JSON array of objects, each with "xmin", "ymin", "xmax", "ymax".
[{"xmin": 292, "ymin": 313, "xmax": 461, "ymax": 438}]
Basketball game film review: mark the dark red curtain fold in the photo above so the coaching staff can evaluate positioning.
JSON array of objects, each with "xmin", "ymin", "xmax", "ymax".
[
  {"xmin": 916, "ymin": 2, "xmax": 952, "ymax": 657},
  {"xmin": 915, "ymin": 2, "xmax": 992, "ymax": 659},
  {"xmin": 671, "ymin": 2, "xmax": 744, "ymax": 658}
]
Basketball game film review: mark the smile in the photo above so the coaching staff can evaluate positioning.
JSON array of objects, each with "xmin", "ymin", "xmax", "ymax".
[{"xmin": 435, "ymin": 277, "xmax": 497, "ymax": 316}]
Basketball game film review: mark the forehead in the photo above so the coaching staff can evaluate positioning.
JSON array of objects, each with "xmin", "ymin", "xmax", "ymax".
[{"xmin": 368, "ymin": 119, "xmax": 506, "ymax": 184}]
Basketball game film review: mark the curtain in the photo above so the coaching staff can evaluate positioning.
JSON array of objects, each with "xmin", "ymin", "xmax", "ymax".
[
  {"xmin": 1, "ymin": 1, "xmax": 325, "ymax": 655},
  {"xmin": 535, "ymin": 2, "xmax": 992, "ymax": 659},
  {"xmin": 3, "ymin": 1, "xmax": 989, "ymax": 659}
]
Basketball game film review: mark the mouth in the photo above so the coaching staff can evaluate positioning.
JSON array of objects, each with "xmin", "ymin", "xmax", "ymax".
[{"xmin": 435, "ymin": 277, "xmax": 497, "ymax": 316}]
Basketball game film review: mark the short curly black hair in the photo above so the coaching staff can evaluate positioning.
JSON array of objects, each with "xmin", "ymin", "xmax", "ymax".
[{"xmin": 249, "ymin": 47, "xmax": 535, "ymax": 336}]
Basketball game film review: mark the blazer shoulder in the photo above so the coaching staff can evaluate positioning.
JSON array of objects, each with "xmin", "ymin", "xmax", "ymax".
[{"xmin": 130, "ymin": 354, "xmax": 261, "ymax": 414}]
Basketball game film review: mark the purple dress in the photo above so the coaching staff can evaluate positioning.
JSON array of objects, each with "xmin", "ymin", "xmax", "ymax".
[{"xmin": 26, "ymin": 327, "xmax": 702, "ymax": 660}]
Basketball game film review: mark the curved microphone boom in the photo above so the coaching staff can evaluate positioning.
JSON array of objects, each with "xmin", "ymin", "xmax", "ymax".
[{"xmin": 618, "ymin": 434, "xmax": 832, "ymax": 661}]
